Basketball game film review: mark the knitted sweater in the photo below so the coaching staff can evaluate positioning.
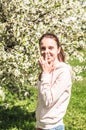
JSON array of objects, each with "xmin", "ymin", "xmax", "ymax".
[{"xmin": 36, "ymin": 61, "xmax": 72, "ymax": 129}]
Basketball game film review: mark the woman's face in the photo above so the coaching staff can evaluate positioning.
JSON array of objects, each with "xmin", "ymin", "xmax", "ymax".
[{"xmin": 40, "ymin": 37, "xmax": 60, "ymax": 63}]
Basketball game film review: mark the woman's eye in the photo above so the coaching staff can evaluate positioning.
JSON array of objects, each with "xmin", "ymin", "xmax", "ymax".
[
  {"xmin": 49, "ymin": 46, "xmax": 53, "ymax": 50},
  {"xmin": 41, "ymin": 47, "xmax": 45, "ymax": 50}
]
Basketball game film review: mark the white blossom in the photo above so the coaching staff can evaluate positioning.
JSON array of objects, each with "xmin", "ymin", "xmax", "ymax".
[
  {"xmin": 13, "ymin": 69, "xmax": 21, "ymax": 77},
  {"xmin": 0, "ymin": 87, "xmax": 5, "ymax": 101}
]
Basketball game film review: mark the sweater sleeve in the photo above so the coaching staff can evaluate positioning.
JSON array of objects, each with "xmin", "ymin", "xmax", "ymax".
[{"xmin": 38, "ymin": 68, "xmax": 72, "ymax": 108}]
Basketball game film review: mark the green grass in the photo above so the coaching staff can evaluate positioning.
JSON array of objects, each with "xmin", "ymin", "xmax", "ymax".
[
  {"xmin": 68, "ymin": 49, "xmax": 86, "ymax": 67},
  {"xmin": 0, "ymin": 87, "xmax": 37, "ymax": 130},
  {"xmin": 68, "ymin": 59, "xmax": 86, "ymax": 67},
  {"xmin": 64, "ymin": 79, "xmax": 86, "ymax": 130},
  {"xmin": 0, "ymin": 79, "xmax": 86, "ymax": 130},
  {"xmin": 66, "ymin": 49, "xmax": 86, "ymax": 129}
]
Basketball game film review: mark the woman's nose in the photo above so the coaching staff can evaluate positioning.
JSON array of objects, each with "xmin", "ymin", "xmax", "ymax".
[
  {"xmin": 41, "ymin": 48, "xmax": 49, "ymax": 55},
  {"xmin": 45, "ymin": 48, "xmax": 49, "ymax": 54}
]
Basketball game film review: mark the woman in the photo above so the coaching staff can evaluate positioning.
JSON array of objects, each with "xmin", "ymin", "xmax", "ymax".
[{"xmin": 36, "ymin": 33, "xmax": 72, "ymax": 130}]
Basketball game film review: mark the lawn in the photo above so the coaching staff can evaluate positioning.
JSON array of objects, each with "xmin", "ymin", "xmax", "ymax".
[
  {"xmin": 0, "ymin": 78, "xmax": 86, "ymax": 130},
  {"xmin": 64, "ymin": 79, "xmax": 86, "ymax": 130}
]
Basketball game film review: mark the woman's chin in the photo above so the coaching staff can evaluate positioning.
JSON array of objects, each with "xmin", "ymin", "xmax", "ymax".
[
  {"xmin": 47, "ymin": 59, "xmax": 53, "ymax": 64},
  {"xmin": 48, "ymin": 59, "xmax": 56, "ymax": 64}
]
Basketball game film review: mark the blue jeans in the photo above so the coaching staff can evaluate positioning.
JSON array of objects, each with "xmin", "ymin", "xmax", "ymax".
[{"xmin": 43, "ymin": 125, "xmax": 64, "ymax": 130}]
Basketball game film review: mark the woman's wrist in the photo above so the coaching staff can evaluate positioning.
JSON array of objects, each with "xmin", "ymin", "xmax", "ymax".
[{"xmin": 42, "ymin": 71, "xmax": 50, "ymax": 74}]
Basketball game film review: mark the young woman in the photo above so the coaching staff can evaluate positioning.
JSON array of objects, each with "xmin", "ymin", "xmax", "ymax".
[{"xmin": 36, "ymin": 33, "xmax": 72, "ymax": 130}]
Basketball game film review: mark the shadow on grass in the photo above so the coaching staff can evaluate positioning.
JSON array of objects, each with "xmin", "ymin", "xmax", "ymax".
[{"xmin": 0, "ymin": 105, "xmax": 36, "ymax": 130}]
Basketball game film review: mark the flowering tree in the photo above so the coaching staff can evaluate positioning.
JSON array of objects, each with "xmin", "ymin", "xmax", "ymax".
[{"xmin": 0, "ymin": 0, "xmax": 86, "ymax": 99}]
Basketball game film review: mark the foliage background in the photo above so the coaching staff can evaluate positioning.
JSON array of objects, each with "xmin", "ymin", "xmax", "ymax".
[
  {"xmin": 0, "ymin": 0, "xmax": 86, "ymax": 99},
  {"xmin": 0, "ymin": 0, "xmax": 86, "ymax": 129}
]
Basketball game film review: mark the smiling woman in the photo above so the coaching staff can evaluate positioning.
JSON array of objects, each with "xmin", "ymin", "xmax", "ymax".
[
  {"xmin": 39, "ymin": 33, "xmax": 65, "ymax": 63},
  {"xmin": 40, "ymin": 38, "xmax": 60, "ymax": 65},
  {"xmin": 35, "ymin": 33, "xmax": 72, "ymax": 130}
]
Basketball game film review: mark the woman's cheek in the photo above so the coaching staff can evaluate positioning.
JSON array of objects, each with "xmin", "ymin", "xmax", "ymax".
[{"xmin": 41, "ymin": 54, "xmax": 45, "ymax": 60}]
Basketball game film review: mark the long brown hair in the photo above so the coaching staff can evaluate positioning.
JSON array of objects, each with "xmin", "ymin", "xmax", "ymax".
[{"xmin": 39, "ymin": 33, "xmax": 65, "ymax": 62}]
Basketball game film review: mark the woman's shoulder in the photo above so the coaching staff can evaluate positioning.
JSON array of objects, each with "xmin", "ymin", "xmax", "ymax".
[
  {"xmin": 54, "ymin": 62, "xmax": 72, "ymax": 75},
  {"xmin": 55, "ymin": 62, "xmax": 71, "ymax": 69}
]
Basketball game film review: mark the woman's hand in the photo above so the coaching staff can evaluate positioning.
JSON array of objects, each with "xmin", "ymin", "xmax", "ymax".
[{"xmin": 38, "ymin": 55, "xmax": 54, "ymax": 74}]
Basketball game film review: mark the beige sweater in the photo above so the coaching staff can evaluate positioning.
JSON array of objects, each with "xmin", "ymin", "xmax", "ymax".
[{"xmin": 36, "ymin": 62, "xmax": 72, "ymax": 129}]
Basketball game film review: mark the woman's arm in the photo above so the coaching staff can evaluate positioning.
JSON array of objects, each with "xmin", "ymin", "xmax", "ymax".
[{"xmin": 38, "ymin": 67, "xmax": 72, "ymax": 108}]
